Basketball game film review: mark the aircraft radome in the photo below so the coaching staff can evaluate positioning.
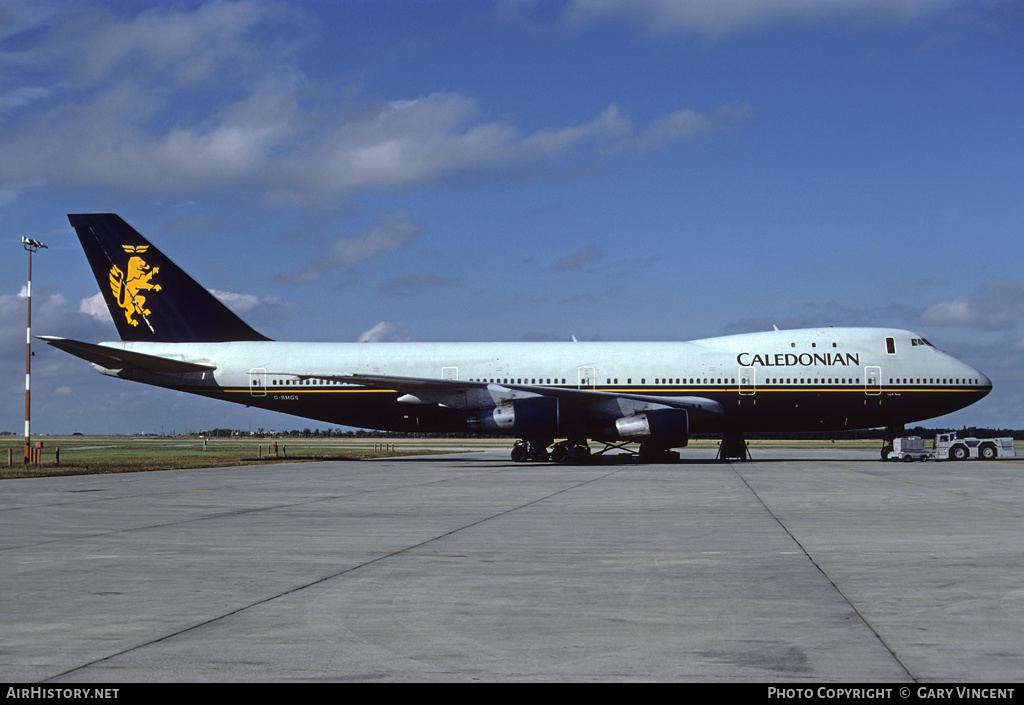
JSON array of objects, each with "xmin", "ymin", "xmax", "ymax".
[{"xmin": 43, "ymin": 214, "xmax": 992, "ymax": 463}]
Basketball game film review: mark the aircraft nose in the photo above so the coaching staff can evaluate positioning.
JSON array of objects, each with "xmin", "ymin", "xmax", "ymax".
[
  {"xmin": 978, "ymin": 370, "xmax": 993, "ymax": 396},
  {"xmin": 967, "ymin": 365, "xmax": 993, "ymax": 398}
]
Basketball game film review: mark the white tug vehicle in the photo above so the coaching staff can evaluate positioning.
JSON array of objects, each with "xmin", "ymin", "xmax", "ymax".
[{"xmin": 884, "ymin": 433, "xmax": 1016, "ymax": 462}]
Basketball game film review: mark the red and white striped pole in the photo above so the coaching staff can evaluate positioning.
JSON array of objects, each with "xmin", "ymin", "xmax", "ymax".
[{"xmin": 22, "ymin": 237, "xmax": 46, "ymax": 463}]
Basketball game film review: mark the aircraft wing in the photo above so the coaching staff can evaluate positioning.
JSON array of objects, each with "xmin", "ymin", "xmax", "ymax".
[
  {"xmin": 39, "ymin": 337, "xmax": 217, "ymax": 373},
  {"xmin": 300, "ymin": 372, "xmax": 724, "ymax": 420}
]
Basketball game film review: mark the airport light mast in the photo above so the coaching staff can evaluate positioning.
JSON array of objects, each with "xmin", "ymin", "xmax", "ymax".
[{"xmin": 22, "ymin": 237, "xmax": 46, "ymax": 463}]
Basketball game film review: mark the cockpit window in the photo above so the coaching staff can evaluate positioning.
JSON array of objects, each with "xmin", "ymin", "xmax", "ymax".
[{"xmin": 911, "ymin": 338, "xmax": 933, "ymax": 347}]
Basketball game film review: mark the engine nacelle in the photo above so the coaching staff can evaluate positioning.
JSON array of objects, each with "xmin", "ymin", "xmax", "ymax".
[
  {"xmin": 470, "ymin": 396, "xmax": 560, "ymax": 438},
  {"xmin": 613, "ymin": 408, "xmax": 688, "ymax": 448}
]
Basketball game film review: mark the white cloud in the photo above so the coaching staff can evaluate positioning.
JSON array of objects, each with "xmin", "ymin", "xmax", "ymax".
[
  {"xmin": 632, "ymin": 105, "xmax": 750, "ymax": 152},
  {"xmin": 0, "ymin": 1, "xmax": 57, "ymax": 65},
  {"xmin": 562, "ymin": 0, "xmax": 963, "ymax": 37},
  {"xmin": 551, "ymin": 246, "xmax": 605, "ymax": 272},
  {"xmin": 2, "ymin": 287, "xmax": 107, "ymax": 358},
  {"xmin": 325, "ymin": 212, "xmax": 421, "ymax": 266},
  {"xmin": 520, "ymin": 104, "xmax": 630, "ymax": 154},
  {"xmin": 79, "ymin": 292, "xmax": 108, "ymax": 320},
  {"xmin": 64, "ymin": 0, "xmax": 282, "ymax": 87},
  {"xmin": 81, "ymin": 288, "xmax": 285, "ymax": 334},
  {"xmin": 204, "ymin": 288, "xmax": 294, "ymax": 333},
  {"xmin": 287, "ymin": 94, "xmax": 639, "ymax": 196},
  {"xmin": 921, "ymin": 298, "xmax": 975, "ymax": 327},
  {"xmin": 0, "ymin": 80, "xmax": 728, "ymax": 202},
  {"xmin": 0, "ymin": 2, "xmax": 746, "ymax": 205},
  {"xmin": 276, "ymin": 211, "xmax": 422, "ymax": 285},
  {"xmin": 0, "ymin": 86, "xmax": 54, "ymax": 114},
  {"xmin": 378, "ymin": 272, "xmax": 454, "ymax": 303},
  {"xmin": 723, "ymin": 299, "xmax": 922, "ymax": 334},
  {"xmin": 379, "ymin": 272, "xmax": 453, "ymax": 293},
  {"xmin": 357, "ymin": 321, "xmax": 403, "ymax": 343},
  {"xmin": 922, "ymin": 281, "xmax": 1024, "ymax": 331},
  {"xmin": 209, "ymin": 289, "xmax": 283, "ymax": 315}
]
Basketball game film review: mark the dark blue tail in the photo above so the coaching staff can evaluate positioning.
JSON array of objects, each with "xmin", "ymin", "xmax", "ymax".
[{"xmin": 68, "ymin": 214, "xmax": 270, "ymax": 342}]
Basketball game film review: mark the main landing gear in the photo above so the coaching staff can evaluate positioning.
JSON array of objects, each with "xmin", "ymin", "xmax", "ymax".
[
  {"xmin": 511, "ymin": 439, "xmax": 590, "ymax": 464},
  {"xmin": 510, "ymin": 439, "xmax": 558, "ymax": 463},
  {"xmin": 511, "ymin": 433, "xmax": 752, "ymax": 464},
  {"xmin": 509, "ymin": 439, "xmax": 680, "ymax": 464}
]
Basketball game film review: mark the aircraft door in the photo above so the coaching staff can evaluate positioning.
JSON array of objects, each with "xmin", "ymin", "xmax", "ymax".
[
  {"xmin": 578, "ymin": 366, "xmax": 596, "ymax": 390},
  {"xmin": 442, "ymin": 366, "xmax": 458, "ymax": 380},
  {"xmin": 249, "ymin": 367, "xmax": 267, "ymax": 397},
  {"xmin": 739, "ymin": 366, "xmax": 756, "ymax": 395},
  {"xmin": 865, "ymin": 366, "xmax": 881, "ymax": 395}
]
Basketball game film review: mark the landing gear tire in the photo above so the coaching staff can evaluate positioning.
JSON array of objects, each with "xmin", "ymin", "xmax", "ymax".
[
  {"xmin": 511, "ymin": 439, "xmax": 553, "ymax": 463},
  {"xmin": 511, "ymin": 442, "xmax": 528, "ymax": 463},
  {"xmin": 551, "ymin": 442, "xmax": 569, "ymax": 464},
  {"xmin": 550, "ymin": 441, "xmax": 590, "ymax": 464},
  {"xmin": 573, "ymin": 444, "xmax": 591, "ymax": 463}
]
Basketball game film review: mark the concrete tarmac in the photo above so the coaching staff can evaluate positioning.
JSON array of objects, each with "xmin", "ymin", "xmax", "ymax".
[{"xmin": 2, "ymin": 447, "xmax": 1023, "ymax": 682}]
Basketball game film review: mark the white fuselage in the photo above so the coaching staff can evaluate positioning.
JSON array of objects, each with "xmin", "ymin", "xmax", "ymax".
[{"xmin": 95, "ymin": 327, "xmax": 991, "ymax": 435}]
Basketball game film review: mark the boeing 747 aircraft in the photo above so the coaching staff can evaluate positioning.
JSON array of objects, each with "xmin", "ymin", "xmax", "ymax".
[{"xmin": 43, "ymin": 214, "xmax": 992, "ymax": 462}]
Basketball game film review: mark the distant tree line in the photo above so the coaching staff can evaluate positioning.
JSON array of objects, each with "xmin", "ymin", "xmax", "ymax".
[
  {"xmin": 196, "ymin": 428, "xmax": 502, "ymax": 439},
  {"xmin": 194, "ymin": 426, "xmax": 1024, "ymax": 441},
  {"xmin": 696, "ymin": 427, "xmax": 1024, "ymax": 441}
]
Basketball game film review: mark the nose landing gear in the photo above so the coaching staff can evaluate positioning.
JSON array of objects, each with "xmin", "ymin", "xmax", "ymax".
[{"xmin": 717, "ymin": 432, "xmax": 751, "ymax": 461}]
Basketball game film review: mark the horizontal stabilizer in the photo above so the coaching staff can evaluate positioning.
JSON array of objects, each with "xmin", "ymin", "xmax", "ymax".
[{"xmin": 39, "ymin": 337, "xmax": 216, "ymax": 373}]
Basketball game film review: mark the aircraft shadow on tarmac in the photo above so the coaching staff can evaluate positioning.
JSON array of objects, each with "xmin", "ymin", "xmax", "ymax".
[{"xmin": 374, "ymin": 452, "xmax": 871, "ymax": 466}]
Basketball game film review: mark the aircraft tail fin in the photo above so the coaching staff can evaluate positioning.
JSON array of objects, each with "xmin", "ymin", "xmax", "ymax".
[{"xmin": 67, "ymin": 213, "xmax": 270, "ymax": 342}]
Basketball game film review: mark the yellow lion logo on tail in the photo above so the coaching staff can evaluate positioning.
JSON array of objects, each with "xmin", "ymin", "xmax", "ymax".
[{"xmin": 110, "ymin": 245, "xmax": 161, "ymax": 327}]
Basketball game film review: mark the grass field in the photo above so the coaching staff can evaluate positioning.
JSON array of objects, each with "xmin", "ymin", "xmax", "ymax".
[
  {"xmin": 0, "ymin": 435, "xmax": 891, "ymax": 480},
  {"xmin": 0, "ymin": 435, "xmax": 501, "ymax": 480}
]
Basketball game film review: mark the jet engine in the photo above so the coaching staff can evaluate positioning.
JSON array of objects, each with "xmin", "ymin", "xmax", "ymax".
[
  {"xmin": 469, "ymin": 396, "xmax": 560, "ymax": 438},
  {"xmin": 611, "ymin": 408, "xmax": 688, "ymax": 448}
]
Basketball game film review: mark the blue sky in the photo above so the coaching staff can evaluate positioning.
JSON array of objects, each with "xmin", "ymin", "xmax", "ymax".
[{"xmin": 2, "ymin": 0, "xmax": 1022, "ymax": 435}]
